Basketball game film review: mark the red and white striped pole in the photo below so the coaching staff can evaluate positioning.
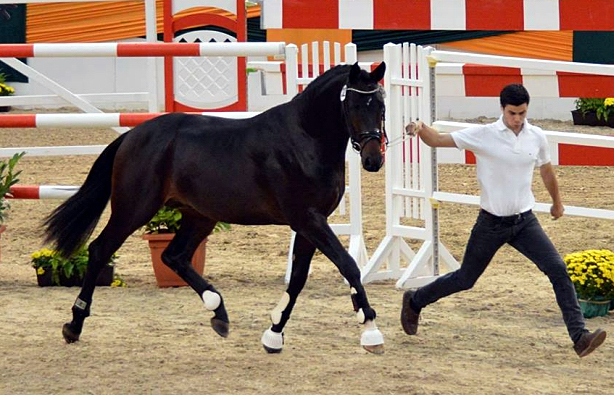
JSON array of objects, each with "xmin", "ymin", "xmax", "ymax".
[
  {"xmin": 0, "ymin": 112, "xmax": 260, "ymax": 128},
  {"xmin": 0, "ymin": 42, "xmax": 286, "ymax": 58},
  {"xmin": 8, "ymin": 185, "xmax": 79, "ymax": 200}
]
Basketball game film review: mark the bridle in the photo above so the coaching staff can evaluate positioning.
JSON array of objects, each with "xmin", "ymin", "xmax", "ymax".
[{"xmin": 340, "ymin": 84, "xmax": 388, "ymax": 154}]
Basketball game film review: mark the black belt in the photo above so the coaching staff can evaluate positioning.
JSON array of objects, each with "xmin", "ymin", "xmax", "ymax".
[{"xmin": 480, "ymin": 209, "xmax": 532, "ymax": 224}]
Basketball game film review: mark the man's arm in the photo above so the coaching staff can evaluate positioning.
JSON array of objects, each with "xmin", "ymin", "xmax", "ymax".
[
  {"xmin": 405, "ymin": 121, "xmax": 457, "ymax": 148},
  {"xmin": 540, "ymin": 162, "xmax": 565, "ymax": 219}
]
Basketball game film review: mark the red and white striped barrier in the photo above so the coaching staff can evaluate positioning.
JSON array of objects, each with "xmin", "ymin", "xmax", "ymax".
[
  {"xmin": 434, "ymin": 121, "xmax": 614, "ymax": 167},
  {"xmin": 0, "ymin": 42, "xmax": 286, "ymax": 58},
  {"xmin": 0, "ymin": 112, "xmax": 261, "ymax": 128},
  {"xmin": 431, "ymin": 51, "xmax": 614, "ymax": 119},
  {"xmin": 8, "ymin": 185, "xmax": 79, "ymax": 200},
  {"xmin": 433, "ymin": 52, "xmax": 614, "ymax": 99},
  {"xmin": 437, "ymin": 63, "xmax": 614, "ymax": 99},
  {"xmin": 261, "ymin": 0, "xmax": 613, "ymax": 31}
]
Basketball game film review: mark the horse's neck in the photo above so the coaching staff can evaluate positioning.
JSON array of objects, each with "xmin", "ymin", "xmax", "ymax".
[{"xmin": 295, "ymin": 87, "xmax": 349, "ymax": 153}]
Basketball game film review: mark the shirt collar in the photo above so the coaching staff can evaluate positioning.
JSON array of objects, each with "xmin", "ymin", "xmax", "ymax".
[{"xmin": 495, "ymin": 115, "xmax": 530, "ymax": 133}]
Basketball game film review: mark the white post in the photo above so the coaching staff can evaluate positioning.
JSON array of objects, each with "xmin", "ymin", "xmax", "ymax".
[
  {"xmin": 285, "ymin": 44, "xmax": 299, "ymax": 99},
  {"xmin": 145, "ymin": 0, "xmax": 159, "ymax": 112}
]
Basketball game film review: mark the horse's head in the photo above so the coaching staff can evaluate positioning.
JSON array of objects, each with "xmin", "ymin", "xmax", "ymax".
[{"xmin": 342, "ymin": 62, "xmax": 387, "ymax": 172}]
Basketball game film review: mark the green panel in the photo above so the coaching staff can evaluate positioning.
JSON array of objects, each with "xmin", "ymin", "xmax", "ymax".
[
  {"xmin": 573, "ymin": 32, "xmax": 614, "ymax": 64},
  {"xmin": 0, "ymin": 4, "xmax": 27, "ymax": 82}
]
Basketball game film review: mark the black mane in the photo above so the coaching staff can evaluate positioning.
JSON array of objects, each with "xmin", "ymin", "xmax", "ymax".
[{"xmin": 293, "ymin": 64, "xmax": 351, "ymax": 101}]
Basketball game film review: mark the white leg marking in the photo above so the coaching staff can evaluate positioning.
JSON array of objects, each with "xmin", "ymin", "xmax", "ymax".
[
  {"xmin": 201, "ymin": 290, "xmax": 221, "ymax": 311},
  {"xmin": 271, "ymin": 292, "xmax": 290, "ymax": 325},
  {"xmin": 350, "ymin": 287, "xmax": 357, "ymax": 295},
  {"xmin": 356, "ymin": 308, "xmax": 366, "ymax": 324}
]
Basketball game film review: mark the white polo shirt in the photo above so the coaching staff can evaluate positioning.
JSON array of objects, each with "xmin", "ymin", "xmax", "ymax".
[{"xmin": 451, "ymin": 116, "xmax": 550, "ymax": 216}]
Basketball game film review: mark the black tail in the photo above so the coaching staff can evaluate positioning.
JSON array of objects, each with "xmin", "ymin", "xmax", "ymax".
[{"xmin": 44, "ymin": 133, "xmax": 128, "ymax": 258}]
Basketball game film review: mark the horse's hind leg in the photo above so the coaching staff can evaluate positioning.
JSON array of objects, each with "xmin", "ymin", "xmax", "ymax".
[
  {"xmin": 294, "ymin": 212, "xmax": 384, "ymax": 354},
  {"xmin": 63, "ymin": 222, "xmax": 134, "ymax": 342},
  {"xmin": 160, "ymin": 212, "xmax": 229, "ymax": 337},
  {"xmin": 63, "ymin": 204, "xmax": 161, "ymax": 343},
  {"xmin": 261, "ymin": 233, "xmax": 315, "ymax": 353}
]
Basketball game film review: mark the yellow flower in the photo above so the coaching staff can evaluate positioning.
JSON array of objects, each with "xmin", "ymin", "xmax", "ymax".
[
  {"xmin": 605, "ymin": 98, "xmax": 614, "ymax": 107},
  {"xmin": 565, "ymin": 249, "xmax": 614, "ymax": 299},
  {"xmin": 110, "ymin": 277, "xmax": 127, "ymax": 287},
  {"xmin": 37, "ymin": 267, "xmax": 45, "ymax": 275}
]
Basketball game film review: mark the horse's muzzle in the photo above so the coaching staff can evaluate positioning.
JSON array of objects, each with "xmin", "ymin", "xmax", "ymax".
[
  {"xmin": 362, "ymin": 154, "xmax": 384, "ymax": 172},
  {"xmin": 354, "ymin": 129, "xmax": 386, "ymax": 172}
]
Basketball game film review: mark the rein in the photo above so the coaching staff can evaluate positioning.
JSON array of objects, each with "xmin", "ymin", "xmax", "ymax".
[{"xmin": 340, "ymin": 84, "xmax": 388, "ymax": 155}]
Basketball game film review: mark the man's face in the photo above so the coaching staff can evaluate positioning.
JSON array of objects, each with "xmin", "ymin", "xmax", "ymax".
[{"xmin": 501, "ymin": 103, "xmax": 528, "ymax": 133}]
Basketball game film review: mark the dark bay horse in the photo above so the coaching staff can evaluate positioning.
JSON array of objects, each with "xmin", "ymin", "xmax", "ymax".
[{"xmin": 44, "ymin": 62, "xmax": 387, "ymax": 353}]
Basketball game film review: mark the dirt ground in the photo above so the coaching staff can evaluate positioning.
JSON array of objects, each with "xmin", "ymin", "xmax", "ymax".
[{"xmin": 0, "ymin": 113, "xmax": 613, "ymax": 395}]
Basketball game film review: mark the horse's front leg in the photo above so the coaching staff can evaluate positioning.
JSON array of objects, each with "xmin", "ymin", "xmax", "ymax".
[
  {"xmin": 161, "ymin": 215, "xmax": 229, "ymax": 337},
  {"xmin": 261, "ymin": 233, "xmax": 315, "ymax": 353},
  {"xmin": 294, "ymin": 211, "xmax": 384, "ymax": 354}
]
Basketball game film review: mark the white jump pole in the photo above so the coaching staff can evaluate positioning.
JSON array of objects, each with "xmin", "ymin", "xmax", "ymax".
[
  {"xmin": 0, "ymin": 42, "xmax": 287, "ymax": 58},
  {"xmin": 0, "ymin": 112, "xmax": 261, "ymax": 128},
  {"xmin": 0, "ymin": 111, "xmax": 261, "ymax": 158},
  {"xmin": 430, "ymin": 51, "xmax": 614, "ymax": 76},
  {"xmin": 8, "ymin": 185, "xmax": 79, "ymax": 200}
]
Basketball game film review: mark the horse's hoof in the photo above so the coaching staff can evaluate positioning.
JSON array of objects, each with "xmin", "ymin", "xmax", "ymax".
[
  {"xmin": 62, "ymin": 323, "xmax": 80, "ymax": 344},
  {"xmin": 210, "ymin": 317, "xmax": 229, "ymax": 338},
  {"xmin": 263, "ymin": 345, "xmax": 283, "ymax": 354},
  {"xmin": 361, "ymin": 322, "xmax": 384, "ymax": 354},
  {"xmin": 261, "ymin": 328, "xmax": 283, "ymax": 354},
  {"xmin": 363, "ymin": 344, "xmax": 385, "ymax": 355}
]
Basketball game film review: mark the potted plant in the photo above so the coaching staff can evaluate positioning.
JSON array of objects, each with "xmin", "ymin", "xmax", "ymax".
[
  {"xmin": 31, "ymin": 246, "xmax": 123, "ymax": 287},
  {"xmin": 0, "ymin": 152, "xmax": 25, "ymax": 263},
  {"xmin": 571, "ymin": 98, "xmax": 614, "ymax": 127},
  {"xmin": 564, "ymin": 249, "xmax": 614, "ymax": 318},
  {"xmin": 142, "ymin": 206, "xmax": 229, "ymax": 287},
  {"xmin": 0, "ymin": 72, "xmax": 15, "ymax": 112}
]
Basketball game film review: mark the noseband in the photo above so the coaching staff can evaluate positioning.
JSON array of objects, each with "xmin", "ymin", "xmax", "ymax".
[{"xmin": 340, "ymin": 85, "xmax": 388, "ymax": 154}]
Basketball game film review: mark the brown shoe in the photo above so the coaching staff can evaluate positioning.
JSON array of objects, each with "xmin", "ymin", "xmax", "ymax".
[
  {"xmin": 573, "ymin": 329, "xmax": 607, "ymax": 358},
  {"xmin": 401, "ymin": 290, "xmax": 420, "ymax": 335}
]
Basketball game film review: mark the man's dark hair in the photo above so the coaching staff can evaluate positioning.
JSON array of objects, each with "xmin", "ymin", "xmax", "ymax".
[{"xmin": 500, "ymin": 83, "xmax": 530, "ymax": 107}]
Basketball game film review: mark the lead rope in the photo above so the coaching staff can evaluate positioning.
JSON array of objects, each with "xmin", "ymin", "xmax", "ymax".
[{"xmin": 385, "ymin": 119, "xmax": 419, "ymax": 150}]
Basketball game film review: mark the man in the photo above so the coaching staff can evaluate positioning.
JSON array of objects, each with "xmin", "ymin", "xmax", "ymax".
[{"xmin": 401, "ymin": 83, "xmax": 606, "ymax": 358}]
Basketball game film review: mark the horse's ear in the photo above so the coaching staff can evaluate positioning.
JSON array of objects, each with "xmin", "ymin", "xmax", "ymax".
[
  {"xmin": 370, "ymin": 62, "xmax": 386, "ymax": 83},
  {"xmin": 349, "ymin": 62, "xmax": 361, "ymax": 83}
]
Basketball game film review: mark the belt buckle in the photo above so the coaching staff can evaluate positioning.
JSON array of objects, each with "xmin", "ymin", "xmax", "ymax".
[{"xmin": 514, "ymin": 212, "xmax": 523, "ymax": 224}]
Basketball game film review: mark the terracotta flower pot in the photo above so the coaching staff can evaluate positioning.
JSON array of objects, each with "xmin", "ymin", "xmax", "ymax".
[{"xmin": 142, "ymin": 233, "xmax": 207, "ymax": 288}]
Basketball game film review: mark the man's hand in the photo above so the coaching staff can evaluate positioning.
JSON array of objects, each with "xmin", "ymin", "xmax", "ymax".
[
  {"xmin": 405, "ymin": 121, "xmax": 423, "ymax": 137},
  {"xmin": 551, "ymin": 203, "xmax": 564, "ymax": 220}
]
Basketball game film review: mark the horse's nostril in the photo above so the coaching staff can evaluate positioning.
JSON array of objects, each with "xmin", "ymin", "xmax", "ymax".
[{"xmin": 362, "ymin": 156, "xmax": 382, "ymax": 172}]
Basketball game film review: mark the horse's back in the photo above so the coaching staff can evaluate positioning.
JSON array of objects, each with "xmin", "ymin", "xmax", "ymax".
[{"xmin": 112, "ymin": 110, "xmax": 343, "ymax": 225}]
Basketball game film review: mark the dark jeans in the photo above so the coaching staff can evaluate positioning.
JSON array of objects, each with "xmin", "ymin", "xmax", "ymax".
[{"xmin": 412, "ymin": 209, "xmax": 586, "ymax": 343}]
